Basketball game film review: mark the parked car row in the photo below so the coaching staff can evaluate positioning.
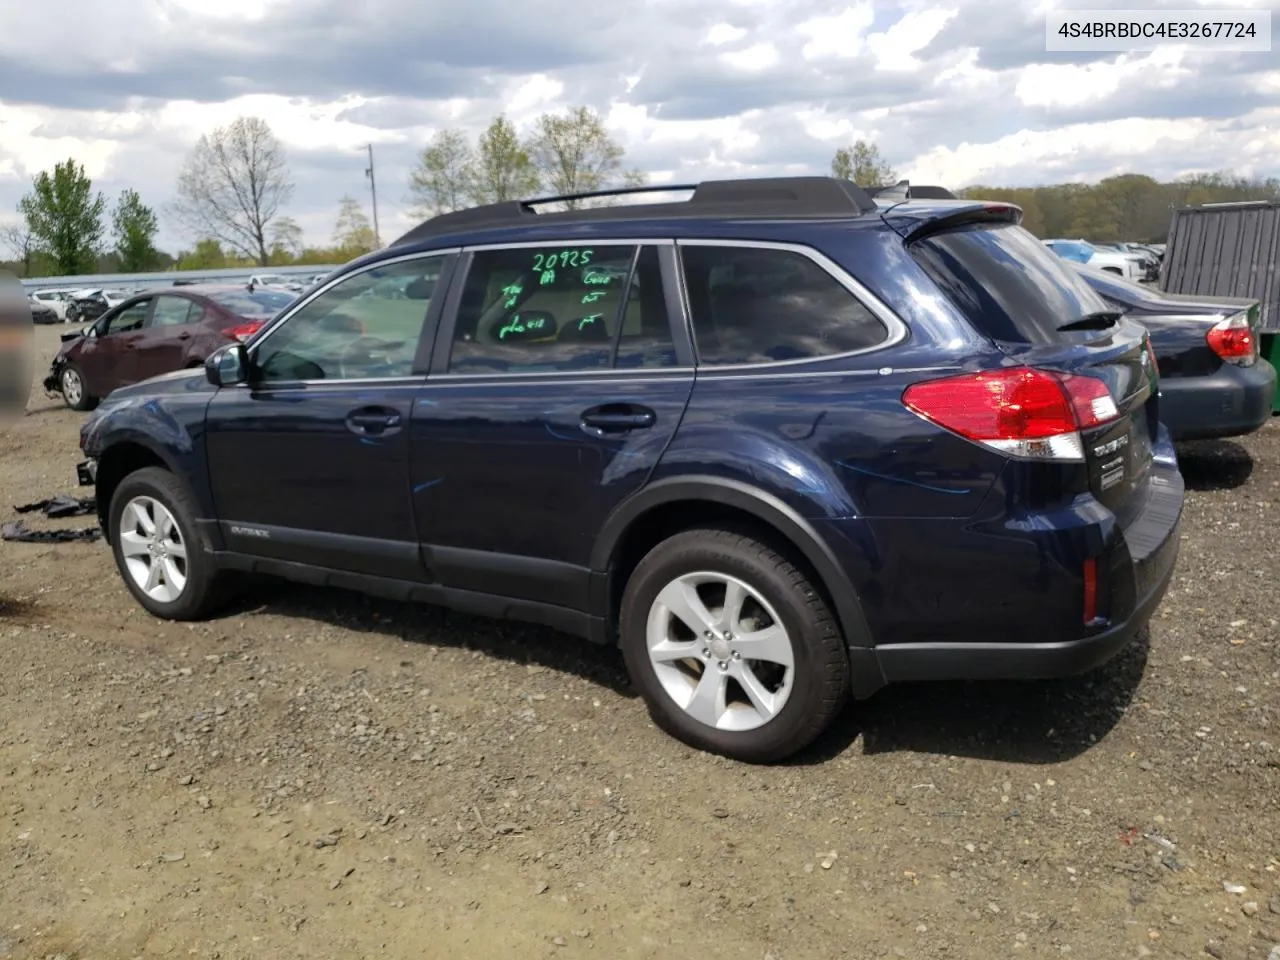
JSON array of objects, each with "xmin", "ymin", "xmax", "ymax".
[{"xmin": 1042, "ymin": 239, "xmax": 1158, "ymax": 282}]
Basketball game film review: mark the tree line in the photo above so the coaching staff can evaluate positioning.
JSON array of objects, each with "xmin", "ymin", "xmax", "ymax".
[{"xmin": 4, "ymin": 122, "xmax": 1278, "ymax": 280}]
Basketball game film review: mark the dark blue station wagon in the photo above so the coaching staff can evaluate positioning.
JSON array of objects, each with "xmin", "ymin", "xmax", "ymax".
[{"xmin": 76, "ymin": 177, "xmax": 1184, "ymax": 763}]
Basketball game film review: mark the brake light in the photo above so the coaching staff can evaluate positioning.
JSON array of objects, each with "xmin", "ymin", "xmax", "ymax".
[
  {"xmin": 226, "ymin": 321, "xmax": 265, "ymax": 342},
  {"xmin": 1206, "ymin": 313, "xmax": 1256, "ymax": 366},
  {"xmin": 902, "ymin": 366, "xmax": 1119, "ymax": 462}
]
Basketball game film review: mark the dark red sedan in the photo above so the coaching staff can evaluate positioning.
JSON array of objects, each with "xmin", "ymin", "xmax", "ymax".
[{"xmin": 45, "ymin": 284, "xmax": 296, "ymax": 411}]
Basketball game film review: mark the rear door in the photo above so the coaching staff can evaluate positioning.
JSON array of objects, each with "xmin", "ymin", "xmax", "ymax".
[
  {"xmin": 128, "ymin": 294, "xmax": 197, "ymax": 380},
  {"xmin": 408, "ymin": 240, "xmax": 694, "ymax": 607},
  {"xmin": 911, "ymin": 222, "xmax": 1159, "ymax": 521}
]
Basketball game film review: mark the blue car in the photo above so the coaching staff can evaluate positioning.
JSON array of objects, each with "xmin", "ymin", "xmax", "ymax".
[{"xmin": 75, "ymin": 177, "xmax": 1184, "ymax": 763}]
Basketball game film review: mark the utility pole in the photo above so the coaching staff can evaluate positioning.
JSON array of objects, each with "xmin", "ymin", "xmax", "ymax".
[{"xmin": 365, "ymin": 143, "xmax": 381, "ymax": 248}]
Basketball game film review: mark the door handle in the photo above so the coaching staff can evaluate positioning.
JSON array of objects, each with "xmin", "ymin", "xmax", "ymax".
[
  {"xmin": 177, "ymin": 332, "xmax": 191, "ymax": 340},
  {"xmin": 346, "ymin": 407, "xmax": 403, "ymax": 436},
  {"xmin": 581, "ymin": 404, "xmax": 656, "ymax": 434}
]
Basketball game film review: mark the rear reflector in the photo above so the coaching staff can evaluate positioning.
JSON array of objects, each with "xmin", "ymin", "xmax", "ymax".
[
  {"xmin": 902, "ymin": 366, "xmax": 1120, "ymax": 462},
  {"xmin": 1082, "ymin": 557, "xmax": 1098, "ymax": 623},
  {"xmin": 1206, "ymin": 313, "xmax": 1256, "ymax": 366},
  {"xmin": 226, "ymin": 321, "xmax": 265, "ymax": 342}
]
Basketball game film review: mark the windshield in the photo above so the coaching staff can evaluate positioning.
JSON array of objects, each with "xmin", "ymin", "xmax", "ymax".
[{"xmin": 209, "ymin": 289, "xmax": 297, "ymax": 316}]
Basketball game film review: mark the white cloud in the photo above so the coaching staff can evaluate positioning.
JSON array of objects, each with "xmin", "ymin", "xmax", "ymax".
[
  {"xmin": 0, "ymin": 0, "xmax": 1275, "ymax": 255},
  {"xmin": 796, "ymin": 4, "xmax": 876, "ymax": 62}
]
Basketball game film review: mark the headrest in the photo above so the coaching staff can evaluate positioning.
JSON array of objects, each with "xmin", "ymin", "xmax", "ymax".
[
  {"xmin": 405, "ymin": 276, "xmax": 435, "ymax": 300},
  {"xmin": 558, "ymin": 314, "xmax": 611, "ymax": 341}
]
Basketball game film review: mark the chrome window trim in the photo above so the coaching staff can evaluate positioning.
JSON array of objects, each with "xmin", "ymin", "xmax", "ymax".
[
  {"xmin": 673, "ymin": 237, "xmax": 909, "ymax": 370},
  {"xmin": 459, "ymin": 238, "xmax": 675, "ymax": 253}
]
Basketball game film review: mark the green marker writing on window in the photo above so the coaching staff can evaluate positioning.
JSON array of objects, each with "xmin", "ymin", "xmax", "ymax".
[
  {"xmin": 578, "ymin": 313, "xmax": 603, "ymax": 331},
  {"xmin": 581, "ymin": 290, "xmax": 606, "ymax": 304},
  {"xmin": 501, "ymin": 282, "xmax": 523, "ymax": 309}
]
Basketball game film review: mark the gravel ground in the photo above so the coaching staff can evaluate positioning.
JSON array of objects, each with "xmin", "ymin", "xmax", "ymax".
[{"xmin": 1, "ymin": 324, "xmax": 1278, "ymax": 960}]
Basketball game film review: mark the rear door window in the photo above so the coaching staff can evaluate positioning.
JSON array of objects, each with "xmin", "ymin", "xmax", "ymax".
[
  {"xmin": 911, "ymin": 223, "xmax": 1111, "ymax": 345},
  {"xmin": 679, "ymin": 244, "xmax": 889, "ymax": 365}
]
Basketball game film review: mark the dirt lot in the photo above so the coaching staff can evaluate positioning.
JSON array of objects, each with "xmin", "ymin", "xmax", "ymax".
[{"xmin": 1, "ymin": 323, "xmax": 1278, "ymax": 960}]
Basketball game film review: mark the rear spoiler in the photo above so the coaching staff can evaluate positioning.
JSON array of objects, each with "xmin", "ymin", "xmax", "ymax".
[
  {"xmin": 865, "ymin": 180, "xmax": 960, "ymax": 201},
  {"xmin": 882, "ymin": 201, "xmax": 1024, "ymax": 243}
]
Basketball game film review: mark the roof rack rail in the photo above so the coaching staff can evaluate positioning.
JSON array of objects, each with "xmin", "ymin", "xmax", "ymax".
[{"xmin": 389, "ymin": 175, "xmax": 880, "ymax": 247}]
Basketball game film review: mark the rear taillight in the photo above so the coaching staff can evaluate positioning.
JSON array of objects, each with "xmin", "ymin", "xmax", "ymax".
[
  {"xmin": 902, "ymin": 366, "xmax": 1119, "ymax": 462},
  {"xmin": 226, "ymin": 321, "xmax": 265, "ymax": 342},
  {"xmin": 1206, "ymin": 313, "xmax": 1256, "ymax": 366}
]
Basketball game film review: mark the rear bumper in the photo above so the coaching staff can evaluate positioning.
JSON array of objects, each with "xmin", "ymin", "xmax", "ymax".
[
  {"xmin": 1160, "ymin": 359, "xmax": 1277, "ymax": 441},
  {"xmin": 838, "ymin": 453, "xmax": 1184, "ymax": 692}
]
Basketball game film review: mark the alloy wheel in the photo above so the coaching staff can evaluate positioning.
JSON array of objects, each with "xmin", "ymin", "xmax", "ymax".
[{"xmin": 118, "ymin": 496, "xmax": 188, "ymax": 603}]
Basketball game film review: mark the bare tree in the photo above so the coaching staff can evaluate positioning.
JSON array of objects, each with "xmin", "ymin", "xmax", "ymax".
[
  {"xmin": 407, "ymin": 129, "xmax": 475, "ymax": 218},
  {"xmin": 0, "ymin": 218, "xmax": 38, "ymax": 276},
  {"xmin": 169, "ymin": 116, "xmax": 294, "ymax": 266}
]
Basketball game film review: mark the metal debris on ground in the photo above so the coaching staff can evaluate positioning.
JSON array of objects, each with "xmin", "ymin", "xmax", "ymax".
[
  {"xmin": 2, "ymin": 492, "xmax": 100, "ymax": 543},
  {"xmin": 14, "ymin": 494, "xmax": 96, "ymax": 518},
  {"xmin": 2, "ymin": 520, "xmax": 100, "ymax": 544}
]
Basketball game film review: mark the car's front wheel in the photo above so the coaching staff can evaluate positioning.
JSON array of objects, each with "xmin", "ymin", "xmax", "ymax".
[
  {"xmin": 59, "ymin": 363, "xmax": 97, "ymax": 412},
  {"xmin": 619, "ymin": 528, "xmax": 851, "ymax": 763},
  {"xmin": 108, "ymin": 467, "xmax": 232, "ymax": 621}
]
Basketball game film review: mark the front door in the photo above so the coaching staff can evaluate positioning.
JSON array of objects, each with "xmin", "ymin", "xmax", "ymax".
[
  {"xmin": 79, "ymin": 297, "xmax": 153, "ymax": 396},
  {"xmin": 410, "ymin": 241, "xmax": 694, "ymax": 608},
  {"xmin": 204, "ymin": 253, "xmax": 455, "ymax": 581}
]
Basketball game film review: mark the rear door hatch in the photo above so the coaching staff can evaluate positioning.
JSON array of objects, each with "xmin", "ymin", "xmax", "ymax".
[{"xmin": 906, "ymin": 213, "xmax": 1161, "ymax": 521}]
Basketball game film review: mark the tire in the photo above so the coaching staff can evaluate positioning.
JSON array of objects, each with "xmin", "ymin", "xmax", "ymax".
[
  {"xmin": 65, "ymin": 304, "xmax": 79, "ymax": 323},
  {"xmin": 59, "ymin": 363, "xmax": 97, "ymax": 412},
  {"xmin": 619, "ymin": 528, "xmax": 851, "ymax": 763},
  {"xmin": 107, "ymin": 466, "xmax": 233, "ymax": 621}
]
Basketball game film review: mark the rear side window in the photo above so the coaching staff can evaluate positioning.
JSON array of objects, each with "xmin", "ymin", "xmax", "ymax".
[
  {"xmin": 680, "ymin": 245, "xmax": 889, "ymax": 365},
  {"xmin": 447, "ymin": 244, "xmax": 677, "ymax": 374},
  {"xmin": 912, "ymin": 223, "xmax": 1111, "ymax": 345}
]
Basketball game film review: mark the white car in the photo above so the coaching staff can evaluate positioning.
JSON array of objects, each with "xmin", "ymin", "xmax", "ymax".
[
  {"xmin": 1042, "ymin": 239, "xmax": 1145, "ymax": 282},
  {"xmin": 29, "ymin": 289, "xmax": 75, "ymax": 321},
  {"xmin": 248, "ymin": 273, "xmax": 306, "ymax": 293}
]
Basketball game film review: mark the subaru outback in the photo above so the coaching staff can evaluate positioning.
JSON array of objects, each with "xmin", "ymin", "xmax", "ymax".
[{"xmin": 75, "ymin": 177, "xmax": 1184, "ymax": 763}]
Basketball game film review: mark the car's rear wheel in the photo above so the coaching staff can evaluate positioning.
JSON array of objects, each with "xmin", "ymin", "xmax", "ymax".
[
  {"xmin": 59, "ymin": 363, "xmax": 97, "ymax": 411},
  {"xmin": 65, "ymin": 303, "xmax": 80, "ymax": 323},
  {"xmin": 108, "ymin": 467, "xmax": 232, "ymax": 621},
  {"xmin": 619, "ymin": 528, "xmax": 851, "ymax": 763}
]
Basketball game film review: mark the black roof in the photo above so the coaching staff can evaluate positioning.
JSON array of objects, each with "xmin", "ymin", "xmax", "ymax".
[{"xmin": 390, "ymin": 176, "xmax": 882, "ymax": 247}]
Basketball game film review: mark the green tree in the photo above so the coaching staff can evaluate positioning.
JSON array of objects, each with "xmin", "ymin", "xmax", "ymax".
[
  {"xmin": 830, "ymin": 140, "xmax": 896, "ymax": 187},
  {"xmin": 526, "ymin": 106, "xmax": 644, "ymax": 209},
  {"xmin": 407, "ymin": 129, "xmax": 475, "ymax": 217},
  {"xmin": 169, "ymin": 116, "xmax": 294, "ymax": 266},
  {"xmin": 19, "ymin": 159, "xmax": 106, "ymax": 275},
  {"xmin": 469, "ymin": 115, "xmax": 540, "ymax": 205},
  {"xmin": 332, "ymin": 195, "xmax": 377, "ymax": 258},
  {"xmin": 111, "ymin": 189, "xmax": 160, "ymax": 271},
  {"xmin": 177, "ymin": 238, "xmax": 228, "ymax": 270}
]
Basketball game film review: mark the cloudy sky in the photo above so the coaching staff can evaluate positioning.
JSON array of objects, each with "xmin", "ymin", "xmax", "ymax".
[{"xmin": 1, "ymin": 0, "xmax": 1278, "ymax": 256}]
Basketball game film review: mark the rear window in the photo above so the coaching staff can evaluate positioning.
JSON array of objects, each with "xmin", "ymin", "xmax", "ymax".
[
  {"xmin": 912, "ymin": 223, "xmax": 1111, "ymax": 345},
  {"xmin": 209, "ymin": 290, "xmax": 296, "ymax": 316}
]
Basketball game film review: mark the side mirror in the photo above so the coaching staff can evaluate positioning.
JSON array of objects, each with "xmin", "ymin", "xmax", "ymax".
[{"xmin": 206, "ymin": 343, "xmax": 249, "ymax": 387}]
